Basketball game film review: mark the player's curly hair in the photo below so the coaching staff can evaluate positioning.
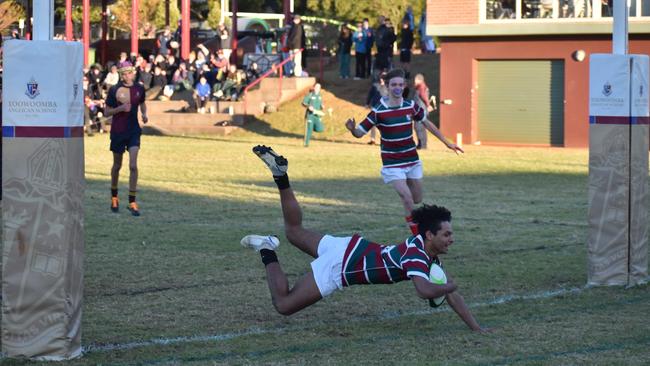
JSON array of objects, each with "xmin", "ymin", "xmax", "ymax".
[
  {"xmin": 384, "ymin": 68, "xmax": 405, "ymax": 82},
  {"xmin": 411, "ymin": 204, "xmax": 452, "ymax": 236}
]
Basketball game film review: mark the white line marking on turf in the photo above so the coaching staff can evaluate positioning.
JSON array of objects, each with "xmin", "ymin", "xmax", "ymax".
[
  {"xmin": 6, "ymin": 283, "xmax": 647, "ymax": 360},
  {"xmin": 0, "ymin": 287, "xmax": 583, "ymax": 360},
  {"xmin": 81, "ymin": 286, "xmax": 584, "ymax": 355}
]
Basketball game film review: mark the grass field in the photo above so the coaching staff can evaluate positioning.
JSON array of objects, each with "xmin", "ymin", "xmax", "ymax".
[
  {"xmin": 2, "ymin": 132, "xmax": 649, "ymax": 365},
  {"xmin": 2, "ymin": 54, "xmax": 650, "ymax": 365}
]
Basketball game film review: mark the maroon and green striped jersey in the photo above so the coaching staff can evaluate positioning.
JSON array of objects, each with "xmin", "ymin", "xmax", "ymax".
[
  {"xmin": 341, "ymin": 234, "xmax": 433, "ymax": 287},
  {"xmin": 358, "ymin": 98, "xmax": 426, "ymax": 168}
]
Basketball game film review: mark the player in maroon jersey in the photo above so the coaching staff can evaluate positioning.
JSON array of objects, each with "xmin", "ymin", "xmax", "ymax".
[
  {"xmin": 345, "ymin": 69, "xmax": 463, "ymax": 235},
  {"xmin": 241, "ymin": 145, "xmax": 489, "ymax": 333}
]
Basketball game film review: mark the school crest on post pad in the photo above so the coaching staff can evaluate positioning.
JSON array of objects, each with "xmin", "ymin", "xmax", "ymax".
[{"xmin": 25, "ymin": 77, "xmax": 40, "ymax": 99}]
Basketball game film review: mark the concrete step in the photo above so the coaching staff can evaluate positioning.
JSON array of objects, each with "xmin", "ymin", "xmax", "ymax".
[
  {"xmin": 147, "ymin": 112, "xmax": 244, "ymax": 126},
  {"xmin": 210, "ymin": 100, "xmax": 245, "ymax": 114},
  {"xmin": 260, "ymin": 76, "xmax": 315, "ymax": 92},
  {"xmin": 146, "ymin": 100, "xmax": 190, "ymax": 113},
  {"xmin": 143, "ymin": 124, "xmax": 240, "ymax": 136}
]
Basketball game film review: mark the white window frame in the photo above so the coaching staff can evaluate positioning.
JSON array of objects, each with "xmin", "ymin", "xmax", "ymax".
[{"xmin": 480, "ymin": 0, "xmax": 647, "ymax": 22}]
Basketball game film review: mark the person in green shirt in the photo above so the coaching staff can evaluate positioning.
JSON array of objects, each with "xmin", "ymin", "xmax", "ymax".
[{"xmin": 301, "ymin": 83, "xmax": 325, "ymax": 147}]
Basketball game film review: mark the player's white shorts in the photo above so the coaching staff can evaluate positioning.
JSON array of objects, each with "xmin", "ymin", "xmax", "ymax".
[
  {"xmin": 381, "ymin": 161, "xmax": 423, "ymax": 184},
  {"xmin": 310, "ymin": 235, "xmax": 350, "ymax": 297}
]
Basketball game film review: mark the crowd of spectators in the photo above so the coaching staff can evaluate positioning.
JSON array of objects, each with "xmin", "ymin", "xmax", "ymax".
[
  {"xmin": 81, "ymin": 21, "xmax": 268, "ymax": 133},
  {"xmin": 337, "ymin": 6, "xmax": 432, "ymax": 81}
]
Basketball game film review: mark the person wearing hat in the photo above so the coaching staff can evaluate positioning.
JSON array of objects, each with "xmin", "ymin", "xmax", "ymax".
[{"xmin": 104, "ymin": 62, "xmax": 148, "ymax": 216}]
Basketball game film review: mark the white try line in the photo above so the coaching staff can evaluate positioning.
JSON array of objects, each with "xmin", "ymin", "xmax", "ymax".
[
  {"xmin": 3, "ymin": 284, "xmax": 640, "ymax": 360},
  {"xmin": 83, "ymin": 286, "xmax": 584, "ymax": 355}
]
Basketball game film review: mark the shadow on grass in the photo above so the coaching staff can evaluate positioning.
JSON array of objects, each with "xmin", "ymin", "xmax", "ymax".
[
  {"xmin": 79, "ymin": 168, "xmax": 588, "ymax": 297},
  {"xmin": 0, "ymin": 167, "xmax": 608, "ymax": 365},
  {"xmin": 239, "ymin": 115, "xmax": 304, "ymax": 138}
]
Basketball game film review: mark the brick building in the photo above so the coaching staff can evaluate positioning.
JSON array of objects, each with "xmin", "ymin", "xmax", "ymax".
[{"xmin": 427, "ymin": 0, "xmax": 650, "ymax": 147}]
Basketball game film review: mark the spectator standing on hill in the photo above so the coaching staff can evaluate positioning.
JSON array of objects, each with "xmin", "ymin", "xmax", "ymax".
[
  {"xmin": 363, "ymin": 18, "xmax": 374, "ymax": 78},
  {"xmin": 104, "ymin": 62, "xmax": 148, "ymax": 217},
  {"xmin": 301, "ymin": 83, "xmax": 325, "ymax": 147},
  {"xmin": 375, "ymin": 17, "xmax": 396, "ymax": 73},
  {"xmin": 345, "ymin": 69, "xmax": 463, "ymax": 234},
  {"xmin": 287, "ymin": 15, "xmax": 306, "ymax": 77},
  {"xmin": 337, "ymin": 25, "xmax": 352, "ymax": 79},
  {"xmin": 413, "ymin": 74, "xmax": 437, "ymax": 150},
  {"xmin": 374, "ymin": 16, "xmax": 387, "ymax": 72},
  {"xmin": 403, "ymin": 5, "xmax": 415, "ymax": 31},
  {"xmin": 418, "ymin": 13, "xmax": 436, "ymax": 54},
  {"xmin": 399, "ymin": 20, "xmax": 414, "ymax": 79},
  {"xmin": 353, "ymin": 21, "xmax": 368, "ymax": 80}
]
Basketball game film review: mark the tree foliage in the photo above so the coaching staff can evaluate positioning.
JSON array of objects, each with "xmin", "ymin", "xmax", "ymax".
[
  {"xmin": 71, "ymin": 4, "xmax": 104, "ymax": 24},
  {"xmin": 0, "ymin": 1, "xmax": 26, "ymax": 34},
  {"xmin": 206, "ymin": 0, "xmax": 222, "ymax": 29},
  {"xmin": 109, "ymin": 0, "xmax": 180, "ymax": 35},
  {"xmin": 303, "ymin": 0, "xmax": 426, "ymax": 28}
]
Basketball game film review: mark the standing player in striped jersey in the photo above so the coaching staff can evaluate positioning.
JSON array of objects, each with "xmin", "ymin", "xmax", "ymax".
[
  {"xmin": 345, "ymin": 69, "xmax": 463, "ymax": 235},
  {"xmin": 242, "ymin": 145, "xmax": 488, "ymax": 332}
]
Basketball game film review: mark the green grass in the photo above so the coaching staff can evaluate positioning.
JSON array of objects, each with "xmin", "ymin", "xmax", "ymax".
[{"xmin": 2, "ymin": 131, "xmax": 649, "ymax": 365}]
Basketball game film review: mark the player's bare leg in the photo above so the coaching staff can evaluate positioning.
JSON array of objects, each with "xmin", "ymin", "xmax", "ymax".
[
  {"xmin": 110, "ymin": 152, "xmax": 123, "ymax": 212},
  {"xmin": 251, "ymin": 145, "xmax": 323, "ymax": 257},
  {"xmin": 391, "ymin": 179, "xmax": 419, "ymax": 235},
  {"xmin": 406, "ymin": 178, "xmax": 423, "ymax": 206},
  {"xmin": 265, "ymin": 266, "xmax": 322, "ymax": 315},
  {"xmin": 127, "ymin": 146, "xmax": 141, "ymax": 216},
  {"xmin": 242, "ymin": 145, "xmax": 325, "ymax": 314}
]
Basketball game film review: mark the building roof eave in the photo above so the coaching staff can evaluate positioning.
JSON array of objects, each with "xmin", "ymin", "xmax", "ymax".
[{"xmin": 427, "ymin": 21, "xmax": 650, "ymax": 37}]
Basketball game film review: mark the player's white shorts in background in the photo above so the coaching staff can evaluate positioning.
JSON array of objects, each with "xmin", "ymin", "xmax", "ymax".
[
  {"xmin": 310, "ymin": 235, "xmax": 351, "ymax": 297},
  {"xmin": 381, "ymin": 161, "xmax": 423, "ymax": 184}
]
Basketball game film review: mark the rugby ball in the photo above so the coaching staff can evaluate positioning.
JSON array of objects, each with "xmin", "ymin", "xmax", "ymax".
[
  {"xmin": 428, "ymin": 263, "xmax": 447, "ymax": 307},
  {"xmin": 116, "ymin": 87, "xmax": 130, "ymax": 105}
]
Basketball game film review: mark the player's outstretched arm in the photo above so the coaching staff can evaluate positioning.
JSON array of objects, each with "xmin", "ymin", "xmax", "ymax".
[
  {"xmin": 412, "ymin": 276, "xmax": 457, "ymax": 300},
  {"xmin": 421, "ymin": 119, "xmax": 464, "ymax": 154},
  {"xmin": 444, "ymin": 274, "xmax": 490, "ymax": 333},
  {"xmin": 345, "ymin": 118, "xmax": 365, "ymax": 138}
]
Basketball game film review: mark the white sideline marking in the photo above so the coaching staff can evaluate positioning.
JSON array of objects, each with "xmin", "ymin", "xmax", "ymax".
[
  {"xmin": 82, "ymin": 286, "xmax": 584, "ymax": 354},
  {"xmin": 1, "ymin": 285, "xmax": 633, "ymax": 359}
]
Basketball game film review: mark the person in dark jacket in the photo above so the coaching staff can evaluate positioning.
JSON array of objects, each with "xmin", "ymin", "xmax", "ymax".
[
  {"xmin": 398, "ymin": 20, "xmax": 414, "ymax": 79},
  {"xmin": 287, "ymin": 15, "xmax": 306, "ymax": 77},
  {"xmin": 337, "ymin": 25, "xmax": 353, "ymax": 79},
  {"xmin": 375, "ymin": 17, "xmax": 396, "ymax": 73},
  {"xmin": 362, "ymin": 18, "xmax": 374, "ymax": 78}
]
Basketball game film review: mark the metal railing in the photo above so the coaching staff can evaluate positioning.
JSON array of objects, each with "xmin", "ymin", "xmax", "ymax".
[{"xmin": 242, "ymin": 48, "xmax": 304, "ymax": 115}]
